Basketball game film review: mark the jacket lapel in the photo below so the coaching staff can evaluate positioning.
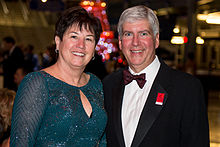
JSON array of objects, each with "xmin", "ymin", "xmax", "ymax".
[
  {"xmin": 131, "ymin": 82, "xmax": 168, "ymax": 147},
  {"xmin": 112, "ymin": 70, "xmax": 126, "ymax": 147},
  {"xmin": 131, "ymin": 59, "xmax": 171, "ymax": 147}
]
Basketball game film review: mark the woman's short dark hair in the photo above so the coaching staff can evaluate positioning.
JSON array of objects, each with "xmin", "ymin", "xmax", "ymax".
[{"xmin": 55, "ymin": 6, "xmax": 102, "ymax": 45}]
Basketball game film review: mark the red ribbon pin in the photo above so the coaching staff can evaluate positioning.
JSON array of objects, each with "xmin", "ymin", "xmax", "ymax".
[{"xmin": 155, "ymin": 93, "xmax": 165, "ymax": 105}]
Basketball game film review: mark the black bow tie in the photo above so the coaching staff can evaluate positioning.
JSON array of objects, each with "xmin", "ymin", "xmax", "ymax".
[{"xmin": 123, "ymin": 69, "xmax": 146, "ymax": 89}]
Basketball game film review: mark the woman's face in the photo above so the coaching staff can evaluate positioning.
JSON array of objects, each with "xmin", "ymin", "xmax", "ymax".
[{"xmin": 55, "ymin": 25, "xmax": 96, "ymax": 70}]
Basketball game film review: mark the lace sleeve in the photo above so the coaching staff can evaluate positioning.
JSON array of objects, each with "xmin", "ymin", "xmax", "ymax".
[{"xmin": 10, "ymin": 72, "xmax": 49, "ymax": 147}]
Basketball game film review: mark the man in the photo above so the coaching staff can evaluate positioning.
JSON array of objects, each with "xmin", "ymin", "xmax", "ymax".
[
  {"xmin": 14, "ymin": 66, "xmax": 32, "ymax": 91},
  {"xmin": 1, "ymin": 36, "xmax": 24, "ymax": 90},
  {"xmin": 23, "ymin": 44, "xmax": 40, "ymax": 71},
  {"xmin": 103, "ymin": 5, "xmax": 209, "ymax": 147},
  {"xmin": 85, "ymin": 51, "xmax": 108, "ymax": 80}
]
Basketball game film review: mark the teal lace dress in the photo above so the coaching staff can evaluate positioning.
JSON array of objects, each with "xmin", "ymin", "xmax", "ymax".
[{"xmin": 10, "ymin": 71, "xmax": 107, "ymax": 147}]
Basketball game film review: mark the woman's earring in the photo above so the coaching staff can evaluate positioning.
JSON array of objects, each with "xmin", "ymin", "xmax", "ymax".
[
  {"xmin": 92, "ymin": 55, "xmax": 95, "ymax": 60},
  {"xmin": 55, "ymin": 49, "xmax": 59, "ymax": 53}
]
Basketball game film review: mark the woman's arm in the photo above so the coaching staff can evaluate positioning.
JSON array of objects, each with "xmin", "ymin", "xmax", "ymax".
[{"xmin": 10, "ymin": 72, "xmax": 49, "ymax": 147}]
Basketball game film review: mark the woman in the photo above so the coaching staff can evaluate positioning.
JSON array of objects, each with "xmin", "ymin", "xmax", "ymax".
[{"xmin": 10, "ymin": 6, "xmax": 107, "ymax": 146}]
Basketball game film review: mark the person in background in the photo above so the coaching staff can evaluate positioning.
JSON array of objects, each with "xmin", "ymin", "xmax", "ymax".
[
  {"xmin": 14, "ymin": 66, "xmax": 32, "ymax": 91},
  {"xmin": 10, "ymin": 6, "xmax": 106, "ymax": 147},
  {"xmin": 23, "ymin": 44, "xmax": 40, "ymax": 72},
  {"xmin": 40, "ymin": 44, "xmax": 58, "ymax": 69},
  {"xmin": 185, "ymin": 52, "xmax": 197, "ymax": 75},
  {"xmin": 103, "ymin": 5, "xmax": 209, "ymax": 147},
  {"xmin": 1, "ymin": 36, "xmax": 24, "ymax": 90},
  {"xmin": 0, "ymin": 88, "xmax": 16, "ymax": 147},
  {"xmin": 85, "ymin": 51, "xmax": 108, "ymax": 80},
  {"xmin": 0, "ymin": 51, "xmax": 4, "ymax": 75}
]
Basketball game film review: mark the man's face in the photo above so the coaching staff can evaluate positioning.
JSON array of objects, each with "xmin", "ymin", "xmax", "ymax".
[
  {"xmin": 14, "ymin": 68, "xmax": 25, "ymax": 86},
  {"xmin": 119, "ymin": 19, "xmax": 159, "ymax": 73},
  {"xmin": 1, "ymin": 41, "xmax": 13, "ymax": 52}
]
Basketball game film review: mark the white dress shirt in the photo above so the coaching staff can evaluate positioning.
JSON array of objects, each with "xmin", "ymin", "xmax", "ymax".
[
  {"xmin": 9, "ymin": 45, "xmax": 16, "ymax": 55},
  {"xmin": 121, "ymin": 56, "xmax": 160, "ymax": 147}
]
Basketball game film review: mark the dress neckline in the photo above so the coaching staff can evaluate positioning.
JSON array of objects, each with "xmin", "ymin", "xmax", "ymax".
[{"xmin": 39, "ymin": 70, "xmax": 92, "ymax": 89}]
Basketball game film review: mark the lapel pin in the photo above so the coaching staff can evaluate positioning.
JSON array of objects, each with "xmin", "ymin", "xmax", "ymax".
[{"xmin": 155, "ymin": 93, "xmax": 165, "ymax": 105}]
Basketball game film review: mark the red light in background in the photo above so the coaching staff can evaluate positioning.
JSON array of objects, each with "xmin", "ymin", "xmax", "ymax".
[
  {"xmin": 118, "ymin": 58, "xmax": 123, "ymax": 63},
  {"xmin": 105, "ymin": 53, "xmax": 110, "ymax": 61},
  {"xmin": 123, "ymin": 61, "xmax": 127, "ymax": 65},
  {"xmin": 183, "ymin": 36, "xmax": 188, "ymax": 43}
]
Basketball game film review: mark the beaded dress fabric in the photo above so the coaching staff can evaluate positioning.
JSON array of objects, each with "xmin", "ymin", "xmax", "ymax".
[{"xmin": 10, "ymin": 71, "xmax": 107, "ymax": 147}]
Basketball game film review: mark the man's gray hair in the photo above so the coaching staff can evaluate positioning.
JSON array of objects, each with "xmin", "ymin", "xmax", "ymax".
[{"xmin": 117, "ymin": 5, "xmax": 159, "ymax": 39}]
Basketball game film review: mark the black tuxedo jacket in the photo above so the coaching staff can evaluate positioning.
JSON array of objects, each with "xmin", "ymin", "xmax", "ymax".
[
  {"xmin": 103, "ymin": 58, "xmax": 209, "ymax": 147},
  {"xmin": 3, "ymin": 46, "xmax": 24, "ymax": 90}
]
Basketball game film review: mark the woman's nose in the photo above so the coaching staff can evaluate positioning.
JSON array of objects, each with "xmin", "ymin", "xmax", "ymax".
[{"xmin": 77, "ymin": 38, "xmax": 85, "ymax": 49}]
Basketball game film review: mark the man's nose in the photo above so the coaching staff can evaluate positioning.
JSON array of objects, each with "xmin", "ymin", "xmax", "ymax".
[{"xmin": 132, "ymin": 35, "xmax": 139, "ymax": 46}]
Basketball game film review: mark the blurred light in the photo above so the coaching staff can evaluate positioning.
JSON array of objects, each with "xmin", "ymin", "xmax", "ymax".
[
  {"xmin": 82, "ymin": 1, "xmax": 89, "ymax": 6},
  {"xmin": 99, "ymin": 41, "xmax": 104, "ymax": 45},
  {"xmin": 118, "ymin": 58, "xmax": 123, "ymax": 63},
  {"xmin": 197, "ymin": 14, "xmax": 208, "ymax": 21},
  {"xmin": 173, "ymin": 27, "xmax": 180, "ymax": 33},
  {"xmin": 105, "ymin": 53, "xmax": 110, "ymax": 60},
  {"xmin": 197, "ymin": 12, "xmax": 220, "ymax": 24},
  {"xmin": 90, "ymin": 2, "xmax": 94, "ymax": 6},
  {"xmin": 99, "ymin": 38, "xmax": 104, "ymax": 41},
  {"xmin": 102, "ymin": 10, "xmax": 106, "ymax": 15},
  {"xmin": 41, "ymin": 0, "xmax": 47, "ymax": 3},
  {"xmin": 113, "ymin": 57, "xmax": 117, "ymax": 60},
  {"xmin": 201, "ymin": 32, "xmax": 206, "ymax": 37},
  {"xmin": 183, "ymin": 36, "xmax": 188, "ymax": 43},
  {"xmin": 171, "ymin": 36, "xmax": 184, "ymax": 44},
  {"xmin": 105, "ymin": 32, "xmax": 110, "ymax": 36},
  {"xmin": 157, "ymin": 8, "xmax": 168, "ymax": 16},
  {"xmin": 87, "ymin": 6, "xmax": 92, "ymax": 11},
  {"xmin": 104, "ymin": 43, "xmax": 108, "ymax": 47},
  {"xmin": 200, "ymin": 31, "xmax": 219, "ymax": 38},
  {"xmin": 206, "ymin": 18, "xmax": 220, "ymax": 24},
  {"xmin": 206, "ymin": 12, "xmax": 220, "ymax": 24},
  {"xmin": 196, "ymin": 36, "xmax": 204, "ymax": 44},
  {"xmin": 96, "ymin": 46, "xmax": 100, "ymax": 51},
  {"xmin": 103, "ymin": 50, "xmax": 108, "ymax": 54},
  {"xmin": 109, "ymin": 43, "xmax": 113, "ymax": 48},
  {"xmin": 107, "ymin": 48, "xmax": 112, "ymax": 53},
  {"xmin": 101, "ymin": 2, "xmax": 106, "ymax": 7},
  {"xmin": 198, "ymin": 0, "xmax": 214, "ymax": 5}
]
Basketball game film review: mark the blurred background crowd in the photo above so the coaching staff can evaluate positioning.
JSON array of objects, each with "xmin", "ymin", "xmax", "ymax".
[{"xmin": 0, "ymin": 0, "xmax": 220, "ymax": 146}]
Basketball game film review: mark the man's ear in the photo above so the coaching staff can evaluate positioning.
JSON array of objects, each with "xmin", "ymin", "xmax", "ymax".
[
  {"xmin": 155, "ymin": 33, "xmax": 160, "ymax": 49},
  {"xmin": 118, "ymin": 36, "xmax": 122, "ymax": 50}
]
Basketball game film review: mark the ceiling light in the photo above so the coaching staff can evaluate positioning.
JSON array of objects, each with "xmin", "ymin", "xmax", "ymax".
[
  {"xmin": 197, "ymin": 14, "xmax": 208, "ymax": 21},
  {"xmin": 198, "ymin": 0, "xmax": 214, "ymax": 5},
  {"xmin": 206, "ymin": 12, "xmax": 220, "ymax": 24}
]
